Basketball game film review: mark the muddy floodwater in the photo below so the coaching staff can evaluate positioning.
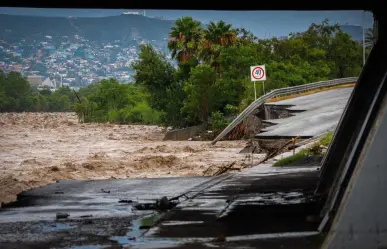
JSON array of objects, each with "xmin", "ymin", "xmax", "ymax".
[{"xmin": 0, "ymin": 112, "xmax": 261, "ymax": 204}]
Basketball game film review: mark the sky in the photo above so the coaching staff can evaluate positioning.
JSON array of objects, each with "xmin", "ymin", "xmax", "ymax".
[{"xmin": 0, "ymin": 8, "xmax": 374, "ymax": 38}]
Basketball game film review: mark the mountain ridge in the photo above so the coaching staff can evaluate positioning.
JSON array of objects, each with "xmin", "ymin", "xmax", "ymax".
[{"xmin": 0, "ymin": 14, "xmax": 174, "ymax": 43}]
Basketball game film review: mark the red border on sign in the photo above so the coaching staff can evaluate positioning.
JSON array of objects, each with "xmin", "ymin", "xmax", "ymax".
[{"xmin": 251, "ymin": 66, "xmax": 265, "ymax": 80}]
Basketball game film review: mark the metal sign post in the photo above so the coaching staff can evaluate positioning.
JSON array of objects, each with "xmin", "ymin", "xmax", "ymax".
[
  {"xmin": 253, "ymin": 81, "xmax": 257, "ymax": 100},
  {"xmin": 250, "ymin": 65, "xmax": 267, "ymax": 100}
]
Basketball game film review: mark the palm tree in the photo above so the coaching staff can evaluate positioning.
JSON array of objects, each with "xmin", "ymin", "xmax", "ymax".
[
  {"xmin": 365, "ymin": 27, "xmax": 375, "ymax": 47},
  {"xmin": 167, "ymin": 17, "xmax": 202, "ymax": 63},
  {"xmin": 198, "ymin": 20, "xmax": 237, "ymax": 76}
]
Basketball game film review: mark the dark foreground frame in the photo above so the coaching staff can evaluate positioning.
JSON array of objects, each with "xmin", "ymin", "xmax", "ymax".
[{"xmin": 1, "ymin": 2, "xmax": 387, "ymax": 248}]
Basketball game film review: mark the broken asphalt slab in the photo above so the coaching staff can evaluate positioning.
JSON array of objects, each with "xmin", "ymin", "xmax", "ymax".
[
  {"xmin": 0, "ymin": 165, "xmax": 323, "ymax": 249},
  {"xmin": 257, "ymin": 87, "xmax": 353, "ymax": 138},
  {"xmin": 0, "ymin": 176, "xmax": 226, "ymax": 222}
]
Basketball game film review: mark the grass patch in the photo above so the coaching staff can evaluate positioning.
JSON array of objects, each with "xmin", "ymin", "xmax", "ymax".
[
  {"xmin": 273, "ymin": 149, "xmax": 310, "ymax": 167},
  {"xmin": 273, "ymin": 132, "xmax": 334, "ymax": 167},
  {"xmin": 267, "ymin": 83, "xmax": 355, "ymax": 103},
  {"xmin": 319, "ymin": 131, "xmax": 333, "ymax": 147}
]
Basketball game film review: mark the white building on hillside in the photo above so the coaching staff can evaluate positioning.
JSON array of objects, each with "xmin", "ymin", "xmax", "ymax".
[
  {"xmin": 27, "ymin": 75, "xmax": 43, "ymax": 86},
  {"xmin": 41, "ymin": 77, "xmax": 55, "ymax": 88}
]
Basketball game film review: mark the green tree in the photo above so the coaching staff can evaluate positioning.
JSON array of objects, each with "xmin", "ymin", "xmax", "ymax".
[
  {"xmin": 58, "ymin": 95, "xmax": 72, "ymax": 111},
  {"xmin": 133, "ymin": 44, "xmax": 186, "ymax": 127},
  {"xmin": 133, "ymin": 44, "xmax": 176, "ymax": 110},
  {"xmin": 182, "ymin": 64, "xmax": 217, "ymax": 124},
  {"xmin": 198, "ymin": 20, "xmax": 237, "ymax": 76},
  {"xmin": 168, "ymin": 16, "xmax": 202, "ymax": 63},
  {"xmin": 217, "ymin": 43, "xmax": 264, "ymax": 110},
  {"xmin": 53, "ymin": 86, "xmax": 76, "ymax": 103},
  {"xmin": 38, "ymin": 94, "xmax": 49, "ymax": 111},
  {"xmin": 327, "ymin": 31, "xmax": 363, "ymax": 78},
  {"xmin": 0, "ymin": 71, "xmax": 8, "ymax": 111},
  {"xmin": 1, "ymin": 71, "xmax": 32, "ymax": 111},
  {"xmin": 297, "ymin": 18, "xmax": 340, "ymax": 50},
  {"xmin": 39, "ymin": 88, "xmax": 52, "ymax": 96}
]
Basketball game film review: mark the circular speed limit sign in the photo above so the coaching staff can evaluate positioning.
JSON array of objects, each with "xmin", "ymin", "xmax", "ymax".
[{"xmin": 251, "ymin": 66, "xmax": 265, "ymax": 80}]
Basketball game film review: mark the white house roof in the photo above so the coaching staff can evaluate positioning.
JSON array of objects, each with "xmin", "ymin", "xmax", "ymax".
[{"xmin": 41, "ymin": 77, "xmax": 55, "ymax": 88}]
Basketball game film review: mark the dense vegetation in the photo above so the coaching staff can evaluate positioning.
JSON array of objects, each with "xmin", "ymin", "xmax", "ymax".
[
  {"xmin": 0, "ymin": 71, "xmax": 75, "ymax": 112},
  {"xmin": 0, "ymin": 72, "xmax": 161, "ymax": 124},
  {"xmin": 1, "ymin": 17, "xmax": 373, "ymax": 128}
]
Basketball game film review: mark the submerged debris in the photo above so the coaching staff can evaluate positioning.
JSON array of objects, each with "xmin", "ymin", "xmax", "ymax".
[
  {"xmin": 133, "ymin": 196, "xmax": 179, "ymax": 211},
  {"xmin": 157, "ymin": 196, "xmax": 170, "ymax": 210},
  {"xmin": 139, "ymin": 224, "xmax": 152, "ymax": 230},
  {"xmin": 203, "ymin": 161, "xmax": 242, "ymax": 176},
  {"xmin": 213, "ymin": 162, "xmax": 237, "ymax": 176},
  {"xmin": 118, "ymin": 199, "xmax": 133, "ymax": 203},
  {"xmin": 56, "ymin": 212, "xmax": 70, "ymax": 219},
  {"xmin": 134, "ymin": 203, "xmax": 157, "ymax": 210},
  {"xmin": 80, "ymin": 214, "xmax": 93, "ymax": 218},
  {"xmin": 101, "ymin": 188, "xmax": 110, "ymax": 194}
]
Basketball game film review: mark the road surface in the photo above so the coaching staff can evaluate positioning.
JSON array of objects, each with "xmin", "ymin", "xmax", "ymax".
[
  {"xmin": 0, "ymin": 165, "xmax": 322, "ymax": 249},
  {"xmin": 256, "ymin": 87, "xmax": 354, "ymax": 139}
]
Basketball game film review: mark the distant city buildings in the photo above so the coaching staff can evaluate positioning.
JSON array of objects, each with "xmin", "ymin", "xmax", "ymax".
[
  {"xmin": 27, "ymin": 75, "xmax": 57, "ymax": 91},
  {"xmin": 0, "ymin": 22, "xmax": 362, "ymax": 90},
  {"xmin": 122, "ymin": 11, "xmax": 146, "ymax": 16},
  {"xmin": 0, "ymin": 31, "xmax": 171, "ymax": 88}
]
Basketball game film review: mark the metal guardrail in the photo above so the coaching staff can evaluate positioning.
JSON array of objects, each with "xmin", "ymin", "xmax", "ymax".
[{"xmin": 211, "ymin": 77, "xmax": 358, "ymax": 145}]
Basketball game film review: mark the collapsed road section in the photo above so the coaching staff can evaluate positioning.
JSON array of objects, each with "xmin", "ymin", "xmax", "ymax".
[
  {"xmin": 257, "ymin": 87, "xmax": 353, "ymax": 139},
  {"xmin": 0, "ymin": 163, "xmax": 324, "ymax": 249}
]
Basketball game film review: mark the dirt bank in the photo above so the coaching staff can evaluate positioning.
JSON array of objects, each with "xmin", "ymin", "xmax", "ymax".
[{"xmin": 0, "ymin": 112, "xmax": 261, "ymax": 204}]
